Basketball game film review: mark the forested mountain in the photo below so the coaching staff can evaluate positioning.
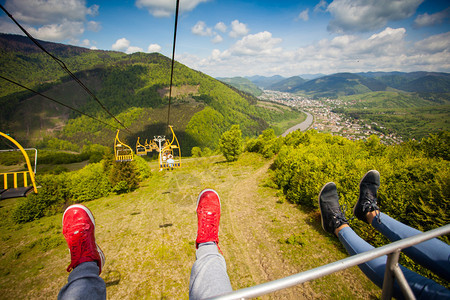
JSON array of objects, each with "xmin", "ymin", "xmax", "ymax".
[
  {"xmin": 0, "ymin": 33, "xmax": 299, "ymax": 154},
  {"xmin": 217, "ymin": 77, "xmax": 263, "ymax": 96},
  {"xmin": 245, "ymin": 75, "xmax": 285, "ymax": 89},
  {"xmin": 267, "ymin": 76, "xmax": 307, "ymax": 92}
]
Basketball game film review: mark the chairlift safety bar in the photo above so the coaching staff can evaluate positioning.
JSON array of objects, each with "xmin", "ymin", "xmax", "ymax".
[{"xmin": 211, "ymin": 224, "xmax": 450, "ymax": 300}]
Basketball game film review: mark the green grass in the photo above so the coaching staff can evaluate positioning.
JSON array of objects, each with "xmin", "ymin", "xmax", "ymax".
[{"xmin": 0, "ymin": 153, "xmax": 379, "ymax": 299}]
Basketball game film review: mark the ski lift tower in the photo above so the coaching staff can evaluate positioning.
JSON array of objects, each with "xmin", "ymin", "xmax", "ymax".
[{"xmin": 154, "ymin": 135, "xmax": 166, "ymax": 171}]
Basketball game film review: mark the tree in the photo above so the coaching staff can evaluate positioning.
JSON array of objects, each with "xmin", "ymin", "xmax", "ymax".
[{"xmin": 219, "ymin": 125, "xmax": 243, "ymax": 162}]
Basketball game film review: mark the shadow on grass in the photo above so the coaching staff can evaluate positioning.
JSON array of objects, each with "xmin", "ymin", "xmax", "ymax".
[{"xmin": 104, "ymin": 270, "xmax": 121, "ymax": 287}]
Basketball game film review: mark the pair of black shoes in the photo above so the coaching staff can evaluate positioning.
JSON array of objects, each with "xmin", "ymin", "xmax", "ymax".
[{"xmin": 319, "ymin": 170, "xmax": 381, "ymax": 234}]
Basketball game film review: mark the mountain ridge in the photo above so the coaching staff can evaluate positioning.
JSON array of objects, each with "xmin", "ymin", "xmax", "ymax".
[{"xmin": 222, "ymin": 71, "xmax": 450, "ymax": 97}]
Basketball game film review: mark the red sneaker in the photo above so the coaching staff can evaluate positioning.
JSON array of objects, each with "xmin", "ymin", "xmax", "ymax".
[
  {"xmin": 196, "ymin": 189, "xmax": 221, "ymax": 248},
  {"xmin": 62, "ymin": 204, "xmax": 105, "ymax": 274}
]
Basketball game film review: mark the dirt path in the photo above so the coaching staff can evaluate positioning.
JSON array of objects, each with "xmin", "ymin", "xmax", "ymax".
[{"xmin": 221, "ymin": 160, "xmax": 317, "ymax": 299}]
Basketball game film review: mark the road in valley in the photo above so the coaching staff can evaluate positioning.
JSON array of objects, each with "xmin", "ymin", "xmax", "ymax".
[{"xmin": 281, "ymin": 111, "xmax": 314, "ymax": 137}]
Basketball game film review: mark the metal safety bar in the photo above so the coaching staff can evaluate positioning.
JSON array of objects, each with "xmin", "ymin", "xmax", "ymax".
[
  {"xmin": 2, "ymin": 171, "xmax": 32, "ymax": 189},
  {"xmin": 211, "ymin": 224, "xmax": 450, "ymax": 300}
]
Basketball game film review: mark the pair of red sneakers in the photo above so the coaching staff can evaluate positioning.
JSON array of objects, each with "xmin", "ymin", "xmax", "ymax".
[{"xmin": 62, "ymin": 189, "xmax": 222, "ymax": 273}]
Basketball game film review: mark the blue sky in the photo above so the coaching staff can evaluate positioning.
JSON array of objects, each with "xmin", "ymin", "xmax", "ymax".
[{"xmin": 1, "ymin": 0, "xmax": 449, "ymax": 77}]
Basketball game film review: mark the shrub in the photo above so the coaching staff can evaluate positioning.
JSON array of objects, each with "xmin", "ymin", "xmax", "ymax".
[
  {"xmin": 219, "ymin": 125, "xmax": 243, "ymax": 162},
  {"xmin": 68, "ymin": 162, "xmax": 112, "ymax": 202},
  {"xmin": 12, "ymin": 173, "xmax": 69, "ymax": 223},
  {"xmin": 133, "ymin": 155, "xmax": 152, "ymax": 181},
  {"xmin": 245, "ymin": 129, "xmax": 282, "ymax": 158},
  {"xmin": 191, "ymin": 147, "xmax": 202, "ymax": 157},
  {"xmin": 108, "ymin": 159, "xmax": 139, "ymax": 194}
]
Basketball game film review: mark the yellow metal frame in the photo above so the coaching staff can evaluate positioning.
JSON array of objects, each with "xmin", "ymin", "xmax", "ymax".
[
  {"xmin": 159, "ymin": 125, "xmax": 181, "ymax": 170},
  {"xmin": 136, "ymin": 137, "xmax": 146, "ymax": 156},
  {"xmin": 0, "ymin": 132, "xmax": 38, "ymax": 194},
  {"xmin": 114, "ymin": 130, "xmax": 134, "ymax": 162}
]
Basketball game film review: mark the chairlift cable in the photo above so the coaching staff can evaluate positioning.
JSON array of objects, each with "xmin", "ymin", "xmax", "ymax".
[
  {"xmin": 166, "ymin": 0, "xmax": 180, "ymax": 134},
  {"xmin": 0, "ymin": 4, "xmax": 131, "ymax": 134},
  {"xmin": 0, "ymin": 75, "xmax": 123, "ymax": 131}
]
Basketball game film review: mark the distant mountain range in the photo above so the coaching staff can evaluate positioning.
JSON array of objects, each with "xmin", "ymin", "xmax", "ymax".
[{"xmin": 219, "ymin": 72, "xmax": 450, "ymax": 98}]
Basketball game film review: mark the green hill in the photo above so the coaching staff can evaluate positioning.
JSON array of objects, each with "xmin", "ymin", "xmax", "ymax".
[
  {"xmin": 267, "ymin": 76, "xmax": 306, "ymax": 92},
  {"xmin": 246, "ymin": 75, "xmax": 285, "ymax": 89},
  {"xmin": 0, "ymin": 34, "xmax": 302, "ymax": 154},
  {"xmin": 334, "ymin": 91, "xmax": 450, "ymax": 140},
  {"xmin": 217, "ymin": 76, "xmax": 263, "ymax": 96}
]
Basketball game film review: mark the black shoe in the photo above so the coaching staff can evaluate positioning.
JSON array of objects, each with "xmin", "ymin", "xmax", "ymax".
[
  {"xmin": 353, "ymin": 170, "xmax": 380, "ymax": 223},
  {"xmin": 318, "ymin": 182, "xmax": 348, "ymax": 234}
]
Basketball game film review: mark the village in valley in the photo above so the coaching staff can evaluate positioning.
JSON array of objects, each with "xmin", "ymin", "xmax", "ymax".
[{"xmin": 259, "ymin": 90, "xmax": 404, "ymax": 144}]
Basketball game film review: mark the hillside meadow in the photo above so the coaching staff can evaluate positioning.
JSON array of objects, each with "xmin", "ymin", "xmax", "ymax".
[{"xmin": 0, "ymin": 153, "xmax": 379, "ymax": 299}]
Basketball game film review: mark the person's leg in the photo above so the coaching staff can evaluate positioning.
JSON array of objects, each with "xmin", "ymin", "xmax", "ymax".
[
  {"xmin": 58, "ymin": 204, "xmax": 106, "ymax": 300},
  {"xmin": 338, "ymin": 226, "xmax": 450, "ymax": 300},
  {"xmin": 58, "ymin": 262, "xmax": 106, "ymax": 300},
  {"xmin": 189, "ymin": 242, "xmax": 232, "ymax": 299},
  {"xmin": 189, "ymin": 189, "xmax": 232, "ymax": 300},
  {"xmin": 354, "ymin": 170, "xmax": 450, "ymax": 281},
  {"xmin": 319, "ymin": 181, "xmax": 450, "ymax": 299},
  {"xmin": 372, "ymin": 213, "xmax": 450, "ymax": 282}
]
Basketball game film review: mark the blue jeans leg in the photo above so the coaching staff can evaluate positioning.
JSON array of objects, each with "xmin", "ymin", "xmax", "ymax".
[
  {"xmin": 338, "ymin": 226, "xmax": 450, "ymax": 299},
  {"xmin": 372, "ymin": 212, "xmax": 450, "ymax": 281},
  {"xmin": 189, "ymin": 242, "xmax": 233, "ymax": 300},
  {"xmin": 58, "ymin": 261, "xmax": 106, "ymax": 300}
]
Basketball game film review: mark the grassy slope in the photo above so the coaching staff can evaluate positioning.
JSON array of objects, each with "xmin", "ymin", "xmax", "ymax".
[{"xmin": 0, "ymin": 153, "xmax": 379, "ymax": 299}]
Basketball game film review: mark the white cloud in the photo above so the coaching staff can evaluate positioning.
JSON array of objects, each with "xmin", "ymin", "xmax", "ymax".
[
  {"xmin": 148, "ymin": 43, "xmax": 162, "ymax": 52},
  {"xmin": 81, "ymin": 39, "xmax": 90, "ymax": 47},
  {"xmin": 215, "ymin": 22, "xmax": 227, "ymax": 33},
  {"xmin": 314, "ymin": 0, "xmax": 328, "ymax": 13},
  {"xmin": 297, "ymin": 9, "xmax": 309, "ymax": 21},
  {"xmin": 414, "ymin": 8, "xmax": 450, "ymax": 28},
  {"xmin": 87, "ymin": 21, "xmax": 101, "ymax": 32},
  {"xmin": 126, "ymin": 46, "xmax": 144, "ymax": 54},
  {"xmin": 90, "ymin": 46, "xmax": 98, "ymax": 50},
  {"xmin": 414, "ymin": 32, "xmax": 450, "ymax": 53},
  {"xmin": 212, "ymin": 34, "xmax": 223, "ymax": 43},
  {"xmin": 177, "ymin": 26, "xmax": 450, "ymax": 77},
  {"xmin": 327, "ymin": 0, "xmax": 424, "ymax": 33},
  {"xmin": 229, "ymin": 20, "xmax": 249, "ymax": 38},
  {"xmin": 2, "ymin": 0, "xmax": 100, "ymax": 42},
  {"xmin": 112, "ymin": 38, "xmax": 130, "ymax": 51},
  {"xmin": 229, "ymin": 31, "xmax": 282, "ymax": 56},
  {"xmin": 26, "ymin": 22, "xmax": 84, "ymax": 41},
  {"xmin": 192, "ymin": 21, "xmax": 213, "ymax": 36},
  {"xmin": 4, "ymin": 0, "xmax": 98, "ymax": 25},
  {"xmin": 135, "ymin": 0, "xmax": 209, "ymax": 17}
]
